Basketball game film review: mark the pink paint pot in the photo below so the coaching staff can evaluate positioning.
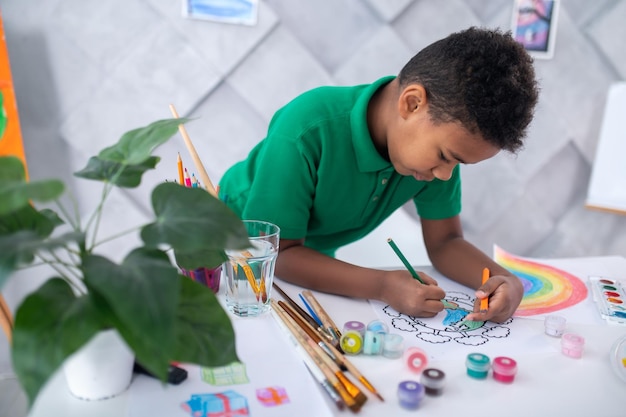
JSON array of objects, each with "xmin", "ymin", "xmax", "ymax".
[
  {"xmin": 492, "ymin": 356, "xmax": 517, "ymax": 383},
  {"xmin": 561, "ymin": 333, "xmax": 585, "ymax": 359}
]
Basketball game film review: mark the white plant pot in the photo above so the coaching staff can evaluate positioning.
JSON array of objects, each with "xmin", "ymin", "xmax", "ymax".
[{"xmin": 62, "ymin": 329, "xmax": 135, "ymax": 401}]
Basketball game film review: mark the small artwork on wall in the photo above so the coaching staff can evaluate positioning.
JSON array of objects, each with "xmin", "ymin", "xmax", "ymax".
[{"xmin": 511, "ymin": 0, "xmax": 560, "ymax": 59}]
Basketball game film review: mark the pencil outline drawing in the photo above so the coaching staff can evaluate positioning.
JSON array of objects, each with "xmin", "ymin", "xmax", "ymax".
[{"xmin": 381, "ymin": 291, "xmax": 513, "ymax": 346}]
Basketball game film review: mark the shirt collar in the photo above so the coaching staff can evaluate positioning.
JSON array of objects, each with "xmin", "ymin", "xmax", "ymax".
[{"xmin": 351, "ymin": 75, "xmax": 395, "ymax": 173}]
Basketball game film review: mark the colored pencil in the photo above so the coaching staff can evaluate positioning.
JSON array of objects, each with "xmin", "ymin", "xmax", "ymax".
[
  {"xmin": 386, "ymin": 238, "xmax": 425, "ymax": 284},
  {"xmin": 177, "ymin": 152, "xmax": 184, "ymax": 185},
  {"xmin": 480, "ymin": 268, "xmax": 490, "ymax": 312},
  {"xmin": 169, "ymin": 104, "xmax": 218, "ymax": 198},
  {"xmin": 184, "ymin": 168, "xmax": 192, "ymax": 187}
]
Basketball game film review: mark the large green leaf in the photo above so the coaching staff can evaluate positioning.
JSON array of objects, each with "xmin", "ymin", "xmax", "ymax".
[
  {"xmin": 141, "ymin": 183, "xmax": 250, "ymax": 254},
  {"xmin": 171, "ymin": 277, "xmax": 238, "ymax": 366},
  {"xmin": 73, "ymin": 155, "xmax": 159, "ymax": 188},
  {"xmin": 0, "ymin": 227, "xmax": 83, "ymax": 289},
  {"xmin": 98, "ymin": 118, "xmax": 190, "ymax": 165},
  {"xmin": 12, "ymin": 278, "xmax": 103, "ymax": 404},
  {"xmin": 83, "ymin": 249, "xmax": 179, "ymax": 380},
  {"xmin": 0, "ymin": 156, "xmax": 64, "ymax": 215},
  {"xmin": 0, "ymin": 205, "xmax": 62, "ymax": 237},
  {"xmin": 173, "ymin": 247, "xmax": 227, "ymax": 270}
]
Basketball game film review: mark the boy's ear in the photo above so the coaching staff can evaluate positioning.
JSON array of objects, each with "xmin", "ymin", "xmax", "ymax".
[{"xmin": 398, "ymin": 84, "xmax": 427, "ymax": 118}]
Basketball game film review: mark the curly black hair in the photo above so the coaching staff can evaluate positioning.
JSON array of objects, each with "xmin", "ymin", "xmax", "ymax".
[{"xmin": 398, "ymin": 27, "xmax": 539, "ymax": 153}]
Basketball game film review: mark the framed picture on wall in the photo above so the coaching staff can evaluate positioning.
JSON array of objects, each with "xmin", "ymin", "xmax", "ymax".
[
  {"xmin": 511, "ymin": 0, "xmax": 560, "ymax": 59},
  {"xmin": 182, "ymin": 0, "xmax": 259, "ymax": 26}
]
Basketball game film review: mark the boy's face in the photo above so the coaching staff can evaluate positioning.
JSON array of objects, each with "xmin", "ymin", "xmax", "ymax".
[{"xmin": 388, "ymin": 99, "xmax": 499, "ymax": 182}]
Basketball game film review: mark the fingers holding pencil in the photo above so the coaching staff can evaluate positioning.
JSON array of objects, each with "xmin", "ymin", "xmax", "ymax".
[{"xmin": 381, "ymin": 270, "xmax": 445, "ymax": 317}]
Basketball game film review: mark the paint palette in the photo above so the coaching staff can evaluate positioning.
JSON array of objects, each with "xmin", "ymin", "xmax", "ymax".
[{"xmin": 589, "ymin": 276, "xmax": 626, "ymax": 325}]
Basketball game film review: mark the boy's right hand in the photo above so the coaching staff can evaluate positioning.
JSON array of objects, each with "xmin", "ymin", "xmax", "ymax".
[{"xmin": 380, "ymin": 270, "xmax": 446, "ymax": 317}]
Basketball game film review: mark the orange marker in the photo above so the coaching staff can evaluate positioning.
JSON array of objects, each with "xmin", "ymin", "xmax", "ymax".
[{"xmin": 480, "ymin": 268, "xmax": 490, "ymax": 312}]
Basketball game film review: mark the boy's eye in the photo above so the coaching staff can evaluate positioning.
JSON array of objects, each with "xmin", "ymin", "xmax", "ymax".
[{"xmin": 439, "ymin": 152, "xmax": 450, "ymax": 163}]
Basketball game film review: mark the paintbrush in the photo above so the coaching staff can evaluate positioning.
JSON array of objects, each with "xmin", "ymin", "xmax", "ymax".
[
  {"xmin": 0, "ymin": 293, "xmax": 13, "ymax": 343},
  {"xmin": 272, "ymin": 301, "xmax": 362, "ymax": 412},
  {"xmin": 278, "ymin": 301, "xmax": 346, "ymax": 371},
  {"xmin": 279, "ymin": 301, "xmax": 384, "ymax": 401},
  {"xmin": 272, "ymin": 283, "xmax": 333, "ymax": 341}
]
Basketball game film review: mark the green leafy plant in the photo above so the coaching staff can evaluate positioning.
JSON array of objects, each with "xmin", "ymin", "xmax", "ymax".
[{"xmin": 0, "ymin": 118, "xmax": 250, "ymax": 405}]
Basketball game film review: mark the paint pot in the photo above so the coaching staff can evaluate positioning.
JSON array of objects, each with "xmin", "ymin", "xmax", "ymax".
[
  {"xmin": 404, "ymin": 347, "xmax": 428, "ymax": 374},
  {"xmin": 397, "ymin": 380, "xmax": 425, "ymax": 410},
  {"xmin": 466, "ymin": 353, "xmax": 490, "ymax": 379},
  {"xmin": 339, "ymin": 330, "xmax": 363, "ymax": 355},
  {"xmin": 561, "ymin": 333, "xmax": 585, "ymax": 359},
  {"xmin": 420, "ymin": 368, "xmax": 446, "ymax": 396},
  {"xmin": 362, "ymin": 330, "xmax": 383, "ymax": 355},
  {"xmin": 492, "ymin": 356, "xmax": 517, "ymax": 383},
  {"xmin": 544, "ymin": 315, "xmax": 566, "ymax": 337},
  {"xmin": 366, "ymin": 319, "xmax": 389, "ymax": 334},
  {"xmin": 343, "ymin": 320, "xmax": 365, "ymax": 338},
  {"xmin": 382, "ymin": 333, "xmax": 404, "ymax": 359}
]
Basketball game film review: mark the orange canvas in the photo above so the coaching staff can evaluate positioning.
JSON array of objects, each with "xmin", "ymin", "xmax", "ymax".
[{"xmin": 0, "ymin": 9, "xmax": 27, "ymax": 174}]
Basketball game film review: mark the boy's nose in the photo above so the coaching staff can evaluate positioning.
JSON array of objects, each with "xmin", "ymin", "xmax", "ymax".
[{"xmin": 433, "ymin": 164, "xmax": 455, "ymax": 181}]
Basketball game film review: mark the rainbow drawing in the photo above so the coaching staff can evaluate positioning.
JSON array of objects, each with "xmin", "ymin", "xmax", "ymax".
[{"xmin": 494, "ymin": 246, "xmax": 588, "ymax": 316}]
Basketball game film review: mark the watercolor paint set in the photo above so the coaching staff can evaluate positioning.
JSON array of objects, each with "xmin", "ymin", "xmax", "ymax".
[{"xmin": 589, "ymin": 276, "xmax": 626, "ymax": 325}]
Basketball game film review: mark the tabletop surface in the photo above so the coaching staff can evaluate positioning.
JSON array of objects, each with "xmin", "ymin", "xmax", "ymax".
[{"xmin": 26, "ymin": 255, "xmax": 626, "ymax": 417}]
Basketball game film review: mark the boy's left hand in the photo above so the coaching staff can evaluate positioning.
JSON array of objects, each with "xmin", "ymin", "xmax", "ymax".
[{"xmin": 464, "ymin": 274, "xmax": 524, "ymax": 323}]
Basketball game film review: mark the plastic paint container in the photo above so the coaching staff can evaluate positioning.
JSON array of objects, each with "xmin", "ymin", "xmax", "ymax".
[
  {"xmin": 382, "ymin": 333, "xmax": 405, "ymax": 359},
  {"xmin": 492, "ymin": 356, "xmax": 518, "ymax": 383},
  {"xmin": 420, "ymin": 368, "xmax": 446, "ymax": 396},
  {"xmin": 397, "ymin": 380, "xmax": 425, "ymax": 410},
  {"xmin": 466, "ymin": 353, "xmax": 491, "ymax": 379},
  {"xmin": 544, "ymin": 315, "xmax": 566, "ymax": 337},
  {"xmin": 404, "ymin": 347, "xmax": 429, "ymax": 374},
  {"xmin": 339, "ymin": 330, "xmax": 363, "ymax": 355},
  {"xmin": 610, "ymin": 335, "xmax": 626, "ymax": 383},
  {"xmin": 366, "ymin": 320, "xmax": 389, "ymax": 334},
  {"xmin": 561, "ymin": 333, "xmax": 585, "ymax": 359},
  {"xmin": 362, "ymin": 330, "xmax": 383, "ymax": 355},
  {"xmin": 343, "ymin": 320, "xmax": 365, "ymax": 337}
]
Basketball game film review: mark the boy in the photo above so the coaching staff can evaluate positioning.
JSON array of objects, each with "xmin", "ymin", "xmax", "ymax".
[{"xmin": 219, "ymin": 27, "xmax": 539, "ymax": 323}]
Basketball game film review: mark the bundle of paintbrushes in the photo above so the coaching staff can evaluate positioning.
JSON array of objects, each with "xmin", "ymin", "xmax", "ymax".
[{"xmin": 270, "ymin": 283, "xmax": 384, "ymax": 413}]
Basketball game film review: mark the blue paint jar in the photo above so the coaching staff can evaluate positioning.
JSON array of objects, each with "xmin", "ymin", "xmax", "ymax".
[{"xmin": 397, "ymin": 380, "xmax": 425, "ymax": 410}]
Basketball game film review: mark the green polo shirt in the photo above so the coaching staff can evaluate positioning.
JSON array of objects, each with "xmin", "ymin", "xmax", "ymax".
[{"xmin": 219, "ymin": 76, "xmax": 461, "ymax": 256}]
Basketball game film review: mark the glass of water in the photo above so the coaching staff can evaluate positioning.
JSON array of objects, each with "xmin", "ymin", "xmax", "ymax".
[{"xmin": 223, "ymin": 220, "xmax": 280, "ymax": 317}]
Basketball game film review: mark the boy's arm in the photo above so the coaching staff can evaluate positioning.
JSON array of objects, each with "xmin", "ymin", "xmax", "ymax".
[
  {"xmin": 420, "ymin": 215, "xmax": 524, "ymax": 322},
  {"xmin": 275, "ymin": 238, "xmax": 446, "ymax": 317}
]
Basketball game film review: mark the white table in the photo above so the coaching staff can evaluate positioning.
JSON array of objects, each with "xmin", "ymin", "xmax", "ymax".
[{"xmin": 27, "ymin": 256, "xmax": 626, "ymax": 417}]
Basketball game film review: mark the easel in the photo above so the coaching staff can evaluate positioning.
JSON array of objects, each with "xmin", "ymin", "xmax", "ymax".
[{"xmin": 585, "ymin": 82, "xmax": 626, "ymax": 216}]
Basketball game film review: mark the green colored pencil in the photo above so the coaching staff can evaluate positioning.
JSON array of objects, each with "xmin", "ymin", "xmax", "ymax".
[{"xmin": 386, "ymin": 238, "xmax": 425, "ymax": 284}]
